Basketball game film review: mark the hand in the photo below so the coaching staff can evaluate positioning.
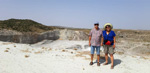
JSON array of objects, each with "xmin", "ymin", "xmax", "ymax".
[
  {"xmin": 113, "ymin": 44, "xmax": 115, "ymax": 49},
  {"xmin": 89, "ymin": 42, "xmax": 91, "ymax": 46},
  {"xmin": 101, "ymin": 43, "xmax": 103, "ymax": 46}
]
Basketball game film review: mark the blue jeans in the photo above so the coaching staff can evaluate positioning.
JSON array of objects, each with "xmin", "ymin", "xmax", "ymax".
[{"xmin": 91, "ymin": 46, "xmax": 100, "ymax": 55}]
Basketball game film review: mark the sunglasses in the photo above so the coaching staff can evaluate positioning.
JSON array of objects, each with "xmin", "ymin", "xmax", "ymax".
[
  {"xmin": 106, "ymin": 26, "xmax": 111, "ymax": 28},
  {"xmin": 94, "ymin": 24, "xmax": 99, "ymax": 26}
]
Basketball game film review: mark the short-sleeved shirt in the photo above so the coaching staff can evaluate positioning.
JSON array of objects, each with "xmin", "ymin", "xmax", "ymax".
[
  {"xmin": 89, "ymin": 28, "xmax": 103, "ymax": 46},
  {"xmin": 102, "ymin": 30, "xmax": 116, "ymax": 45}
]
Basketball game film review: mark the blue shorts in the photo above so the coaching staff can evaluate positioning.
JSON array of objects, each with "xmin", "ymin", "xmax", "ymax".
[{"xmin": 91, "ymin": 46, "xmax": 100, "ymax": 55}]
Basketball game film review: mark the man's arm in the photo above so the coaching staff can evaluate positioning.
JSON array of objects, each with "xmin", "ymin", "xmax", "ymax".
[
  {"xmin": 101, "ymin": 36, "xmax": 104, "ymax": 46},
  {"xmin": 101, "ymin": 31, "xmax": 103, "ymax": 46},
  {"xmin": 89, "ymin": 36, "xmax": 91, "ymax": 46},
  {"xmin": 89, "ymin": 30, "xmax": 92, "ymax": 46}
]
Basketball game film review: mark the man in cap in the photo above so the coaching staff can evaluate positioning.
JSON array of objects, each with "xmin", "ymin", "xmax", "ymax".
[{"xmin": 89, "ymin": 23, "xmax": 103, "ymax": 66}]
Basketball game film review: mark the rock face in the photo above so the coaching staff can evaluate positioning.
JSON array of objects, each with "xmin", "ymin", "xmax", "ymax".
[
  {"xmin": 0, "ymin": 29, "xmax": 60, "ymax": 44},
  {"xmin": 59, "ymin": 29, "xmax": 88, "ymax": 40},
  {"xmin": 114, "ymin": 30, "xmax": 150, "ymax": 57},
  {"xmin": 0, "ymin": 29, "xmax": 88, "ymax": 44}
]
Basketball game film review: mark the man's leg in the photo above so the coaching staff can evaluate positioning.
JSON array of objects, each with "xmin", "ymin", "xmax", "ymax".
[
  {"xmin": 91, "ymin": 54, "xmax": 94, "ymax": 62},
  {"xmin": 96, "ymin": 46, "xmax": 100, "ymax": 62},
  {"xmin": 90, "ymin": 46, "xmax": 95, "ymax": 65},
  {"xmin": 97, "ymin": 55, "xmax": 100, "ymax": 63},
  {"xmin": 97, "ymin": 55, "xmax": 100, "ymax": 66},
  {"xmin": 96, "ymin": 46, "xmax": 100, "ymax": 66},
  {"xmin": 91, "ymin": 46, "xmax": 95, "ymax": 62}
]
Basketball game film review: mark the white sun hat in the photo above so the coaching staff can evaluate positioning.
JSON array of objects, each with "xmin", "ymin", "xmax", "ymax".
[{"xmin": 104, "ymin": 23, "xmax": 113, "ymax": 29}]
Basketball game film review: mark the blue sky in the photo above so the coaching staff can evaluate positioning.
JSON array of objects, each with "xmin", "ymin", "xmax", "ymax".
[{"xmin": 0, "ymin": 0, "xmax": 150, "ymax": 30}]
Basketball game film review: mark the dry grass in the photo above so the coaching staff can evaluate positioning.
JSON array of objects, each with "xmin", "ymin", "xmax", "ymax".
[
  {"xmin": 73, "ymin": 48, "xmax": 78, "ymax": 50},
  {"xmin": 71, "ymin": 51, "xmax": 73, "ymax": 54},
  {"xmin": 4, "ymin": 50, "xmax": 9, "ymax": 52},
  {"xmin": 34, "ymin": 51, "xmax": 43, "ymax": 54},
  {"xmin": 143, "ymin": 44, "xmax": 150, "ymax": 47},
  {"xmin": 62, "ymin": 49, "xmax": 66, "ymax": 52},
  {"xmin": 75, "ymin": 51, "xmax": 105, "ymax": 60},
  {"xmin": 141, "ymin": 56, "xmax": 150, "ymax": 60},
  {"xmin": 145, "ymin": 52, "xmax": 150, "ymax": 55},
  {"xmin": 132, "ymin": 56, "xmax": 137, "ymax": 58},
  {"xmin": 2, "ymin": 42, "xmax": 12, "ymax": 45},
  {"xmin": 21, "ymin": 49, "xmax": 31, "ymax": 53},
  {"xmin": 48, "ymin": 48, "xmax": 52, "ymax": 51},
  {"xmin": 116, "ymin": 51, "xmax": 124, "ymax": 55},
  {"xmin": 25, "ymin": 55, "xmax": 29, "ymax": 58},
  {"xmin": 42, "ymin": 47, "xmax": 47, "ymax": 50}
]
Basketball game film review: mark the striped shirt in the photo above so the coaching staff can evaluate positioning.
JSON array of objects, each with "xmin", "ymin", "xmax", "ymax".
[{"xmin": 89, "ymin": 28, "xmax": 103, "ymax": 46}]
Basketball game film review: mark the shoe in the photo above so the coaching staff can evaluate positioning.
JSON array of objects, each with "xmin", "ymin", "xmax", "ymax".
[
  {"xmin": 97, "ymin": 62, "xmax": 100, "ymax": 66},
  {"xmin": 89, "ymin": 62, "xmax": 93, "ymax": 65},
  {"xmin": 111, "ymin": 65, "xmax": 114, "ymax": 69}
]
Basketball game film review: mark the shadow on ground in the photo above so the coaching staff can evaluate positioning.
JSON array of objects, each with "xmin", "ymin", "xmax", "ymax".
[
  {"xmin": 93, "ymin": 56, "xmax": 106, "ymax": 64},
  {"xmin": 107, "ymin": 57, "xmax": 122, "ymax": 67},
  {"xmin": 93, "ymin": 56, "xmax": 122, "ymax": 67}
]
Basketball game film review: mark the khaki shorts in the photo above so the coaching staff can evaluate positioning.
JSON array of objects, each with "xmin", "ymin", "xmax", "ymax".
[{"xmin": 103, "ymin": 45, "xmax": 114, "ymax": 54}]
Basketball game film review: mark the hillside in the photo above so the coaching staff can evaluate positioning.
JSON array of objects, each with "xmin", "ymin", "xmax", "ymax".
[
  {"xmin": 0, "ymin": 18, "xmax": 150, "ymax": 57},
  {"xmin": 0, "ymin": 19, "xmax": 60, "ymax": 32}
]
